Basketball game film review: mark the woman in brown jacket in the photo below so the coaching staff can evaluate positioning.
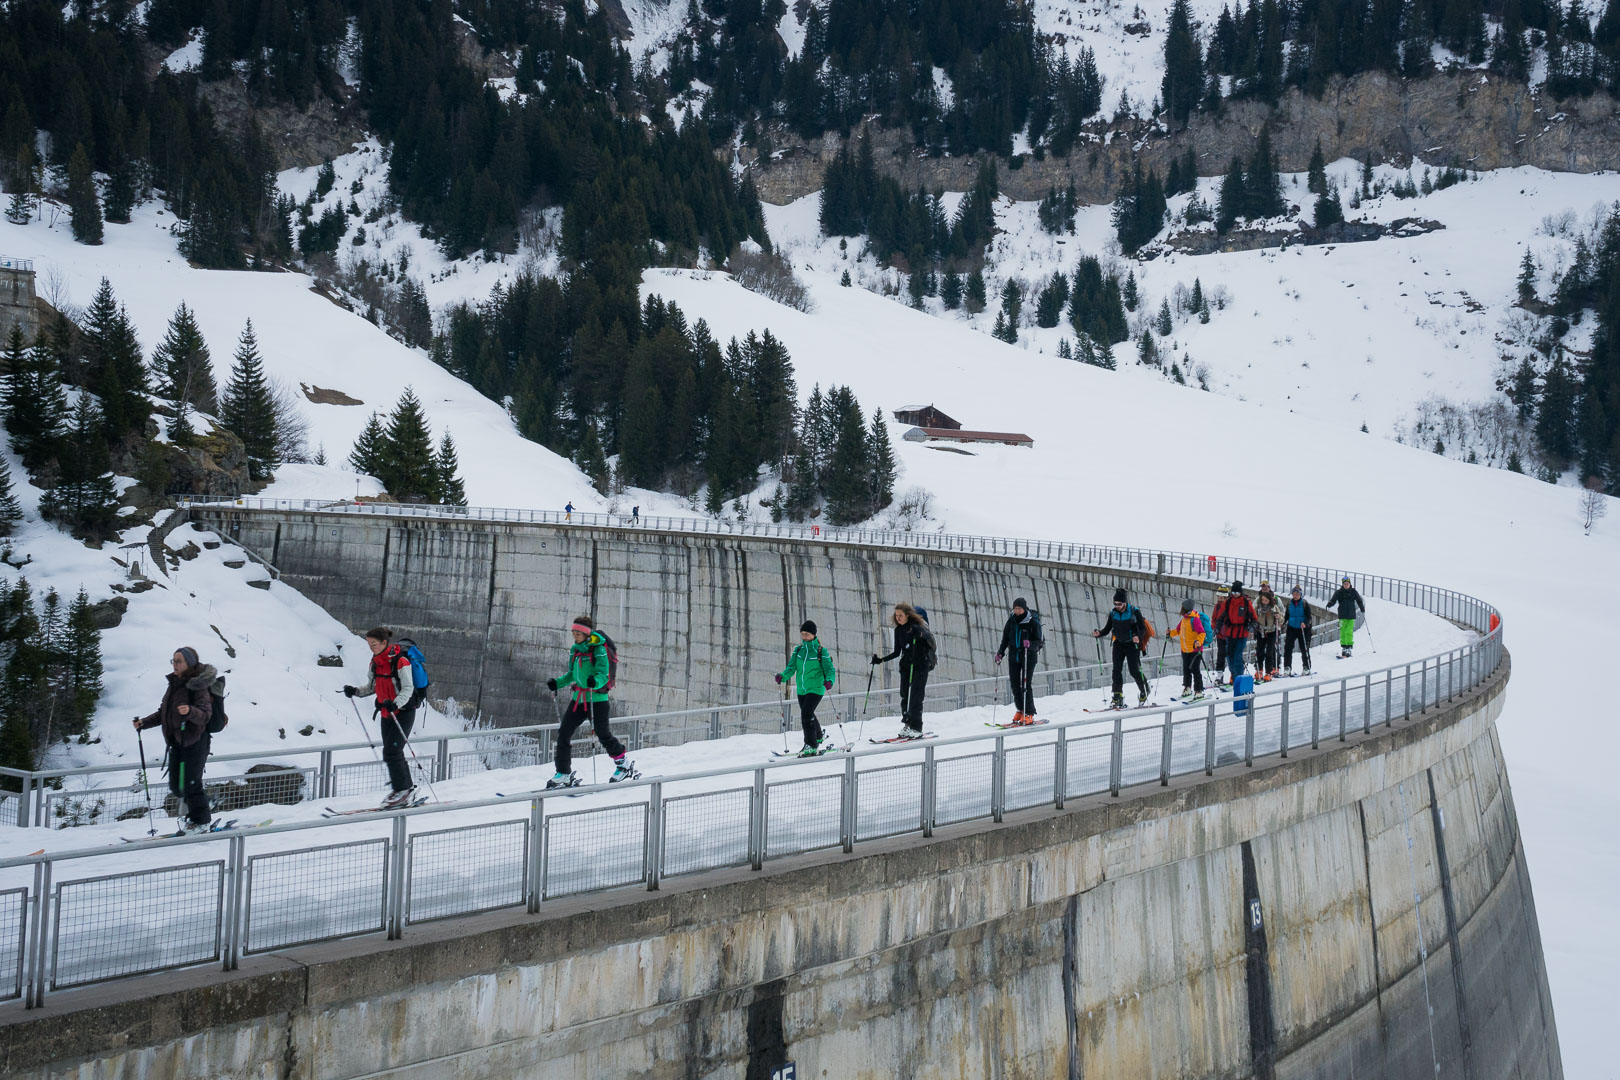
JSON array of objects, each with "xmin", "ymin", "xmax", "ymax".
[{"xmin": 133, "ymin": 647, "xmax": 218, "ymax": 830}]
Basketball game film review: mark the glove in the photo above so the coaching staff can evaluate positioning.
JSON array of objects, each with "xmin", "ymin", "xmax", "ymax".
[
  {"xmin": 871, "ymin": 654, "xmax": 881, "ymax": 665},
  {"xmin": 546, "ymin": 678, "xmax": 558, "ymax": 692},
  {"xmin": 379, "ymin": 704, "xmax": 397, "ymax": 720},
  {"xmin": 824, "ymin": 681, "xmax": 833, "ymax": 691},
  {"xmin": 1092, "ymin": 630, "xmax": 1102, "ymax": 638},
  {"xmin": 342, "ymin": 685, "xmax": 358, "ymax": 698},
  {"xmin": 994, "ymin": 652, "xmax": 1003, "ymax": 664},
  {"xmin": 774, "ymin": 673, "xmax": 783, "ymax": 685}
]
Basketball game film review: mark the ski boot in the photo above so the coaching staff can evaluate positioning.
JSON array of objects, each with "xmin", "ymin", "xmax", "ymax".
[
  {"xmin": 796, "ymin": 740, "xmax": 824, "ymax": 758},
  {"xmin": 546, "ymin": 772, "xmax": 581, "ymax": 790},
  {"xmin": 609, "ymin": 758, "xmax": 640, "ymax": 783},
  {"xmin": 1110, "ymin": 693, "xmax": 1126, "ymax": 710},
  {"xmin": 896, "ymin": 727, "xmax": 926, "ymax": 741},
  {"xmin": 1138, "ymin": 687, "xmax": 1150, "ymax": 706},
  {"xmin": 381, "ymin": 787, "xmax": 416, "ymax": 810}
]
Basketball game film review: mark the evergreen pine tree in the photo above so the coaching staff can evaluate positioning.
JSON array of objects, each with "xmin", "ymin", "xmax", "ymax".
[
  {"xmin": 1216, "ymin": 156, "xmax": 1246, "ymax": 233},
  {"xmin": 63, "ymin": 587, "xmax": 103, "ymax": 737},
  {"xmin": 840, "ymin": 269, "xmax": 851, "ymax": 287},
  {"xmin": 823, "ymin": 392, "xmax": 871, "ymax": 526},
  {"xmin": 868, "ymin": 410, "xmax": 897, "ymax": 512},
  {"xmin": 152, "ymin": 302, "xmax": 218, "ymax": 415},
  {"xmin": 991, "ymin": 309, "xmax": 1015, "ymax": 343},
  {"xmin": 66, "ymin": 144, "xmax": 102, "ymax": 245},
  {"xmin": 1314, "ymin": 185, "xmax": 1345, "ymax": 227},
  {"xmin": 39, "ymin": 397, "xmax": 118, "ymax": 539},
  {"xmin": 1138, "ymin": 329, "xmax": 1161, "ymax": 366},
  {"xmin": 941, "ymin": 269, "xmax": 963, "ymax": 309},
  {"xmin": 3, "ymin": 328, "xmax": 66, "ymax": 471},
  {"xmin": 380, "ymin": 388, "xmax": 439, "ymax": 502},
  {"xmin": 1123, "ymin": 271, "xmax": 1139, "ymax": 311},
  {"xmin": 784, "ymin": 446, "xmax": 818, "ymax": 521},
  {"xmin": 0, "ymin": 458, "xmax": 21, "ymax": 537},
  {"xmin": 1517, "ymin": 250, "xmax": 1538, "ymax": 303},
  {"xmin": 4, "ymin": 188, "xmax": 32, "ymax": 227},
  {"xmin": 1162, "ymin": 0, "xmax": 1205, "ymax": 125},
  {"xmin": 1243, "ymin": 129, "xmax": 1284, "ymax": 219},
  {"xmin": 1000, "ymin": 279, "xmax": 1024, "ymax": 324},
  {"xmin": 1535, "ymin": 358, "xmax": 1578, "ymax": 466},
  {"xmin": 1306, "ymin": 140, "xmax": 1328, "ymax": 196},
  {"xmin": 1156, "ymin": 298, "xmax": 1174, "ymax": 335},
  {"xmin": 965, "ymin": 267, "xmax": 988, "ymax": 313},
  {"xmin": 435, "ymin": 431, "xmax": 468, "ymax": 506},
  {"xmin": 221, "ymin": 321, "xmax": 280, "ymax": 482},
  {"xmin": 1097, "ymin": 338, "xmax": 1118, "ymax": 370},
  {"xmin": 349, "ymin": 412, "xmax": 388, "ymax": 477},
  {"xmin": 1190, "ymin": 278, "xmax": 1205, "ymax": 312}
]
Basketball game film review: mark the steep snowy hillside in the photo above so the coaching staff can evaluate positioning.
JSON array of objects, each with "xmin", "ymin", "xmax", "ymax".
[
  {"xmin": 640, "ymin": 264, "xmax": 1617, "ymax": 1076},
  {"xmin": 768, "ymin": 162, "xmax": 1620, "ymax": 455}
]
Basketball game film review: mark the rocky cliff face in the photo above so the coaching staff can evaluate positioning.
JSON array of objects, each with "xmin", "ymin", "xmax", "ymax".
[{"xmin": 750, "ymin": 71, "xmax": 1620, "ymax": 206}]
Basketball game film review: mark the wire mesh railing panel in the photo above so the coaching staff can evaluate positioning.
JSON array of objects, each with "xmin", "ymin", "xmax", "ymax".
[
  {"xmin": 0, "ymin": 887, "xmax": 21, "ymax": 1000},
  {"xmin": 407, "ymin": 819, "xmax": 527, "ymax": 923},
  {"xmin": 1211, "ymin": 709, "xmax": 1248, "ymax": 768},
  {"xmin": 246, "ymin": 840, "xmax": 387, "ymax": 953},
  {"xmin": 661, "ymin": 787, "xmax": 752, "ymax": 878},
  {"xmin": 543, "ymin": 803, "xmax": 647, "ymax": 898},
  {"xmin": 1066, "ymin": 732, "xmax": 1113, "ymax": 798},
  {"xmin": 448, "ymin": 736, "xmax": 546, "ymax": 779},
  {"xmin": 44, "ymin": 787, "xmax": 149, "ymax": 829},
  {"xmin": 855, "ymin": 763, "xmax": 923, "ymax": 841},
  {"xmin": 52, "ymin": 861, "xmax": 223, "ymax": 988},
  {"xmin": 1119, "ymin": 727, "xmax": 1164, "ymax": 788},
  {"xmin": 331, "ymin": 760, "xmax": 391, "ymax": 798},
  {"xmin": 765, "ymin": 775, "xmax": 843, "ymax": 858},
  {"xmin": 935, "ymin": 752, "xmax": 994, "ymax": 825},
  {"xmin": 1004, "ymin": 744, "xmax": 1057, "ymax": 811},
  {"xmin": 0, "ymin": 794, "xmax": 15, "ymax": 828},
  {"xmin": 1250, "ymin": 700, "xmax": 1285, "ymax": 758},
  {"xmin": 1167, "ymin": 718, "xmax": 1207, "ymax": 778},
  {"xmin": 209, "ymin": 767, "xmax": 318, "ymax": 812}
]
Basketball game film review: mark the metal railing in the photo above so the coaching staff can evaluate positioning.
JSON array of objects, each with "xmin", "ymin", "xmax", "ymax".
[{"xmin": 0, "ymin": 515, "xmax": 1503, "ymax": 1009}]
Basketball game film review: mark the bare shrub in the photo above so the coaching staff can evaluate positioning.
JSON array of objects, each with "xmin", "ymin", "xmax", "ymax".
[{"xmin": 729, "ymin": 246, "xmax": 812, "ymax": 312}]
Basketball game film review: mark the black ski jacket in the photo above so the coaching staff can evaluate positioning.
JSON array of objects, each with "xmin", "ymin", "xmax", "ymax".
[
  {"xmin": 1094, "ymin": 605, "xmax": 1147, "ymax": 647},
  {"xmin": 998, "ymin": 611, "xmax": 1043, "ymax": 657},
  {"xmin": 876, "ymin": 620, "xmax": 936, "ymax": 672},
  {"xmin": 1326, "ymin": 586, "xmax": 1366, "ymax": 621}
]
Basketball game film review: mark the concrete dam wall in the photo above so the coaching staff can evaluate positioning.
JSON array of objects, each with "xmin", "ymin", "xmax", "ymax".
[
  {"xmin": 190, "ymin": 507, "xmax": 1327, "ymax": 724},
  {"xmin": 0, "ymin": 641, "xmax": 1557, "ymax": 1079}
]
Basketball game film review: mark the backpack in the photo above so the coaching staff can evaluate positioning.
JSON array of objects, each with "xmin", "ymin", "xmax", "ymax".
[
  {"xmin": 1138, "ymin": 611, "xmax": 1156, "ymax": 646},
  {"xmin": 396, "ymin": 638, "xmax": 430, "ymax": 691},
  {"xmin": 1022, "ymin": 610, "xmax": 1044, "ymax": 651},
  {"xmin": 206, "ymin": 676, "xmax": 228, "ymax": 734},
  {"xmin": 1227, "ymin": 596, "xmax": 1252, "ymax": 629},
  {"xmin": 592, "ymin": 631, "xmax": 619, "ymax": 691}
]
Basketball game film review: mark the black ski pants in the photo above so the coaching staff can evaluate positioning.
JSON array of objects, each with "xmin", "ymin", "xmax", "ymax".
[
  {"xmin": 1214, "ymin": 636, "xmax": 1228, "ymax": 679},
  {"xmin": 1180, "ymin": 652, "xmax": 1204, "ymax": 693},
  {"xmin": 899, "ymin": 662, "xmax": 928, "ymax": 730},
  {"xmin": 1284, "ymin": 626, "xmax": 1312, "ymax": 671},
  {"xmin": 797, "ymin": 693, "xmax": 824, "ymax": 746},
  {"xmin": 1110, "ymin": 642, "xmax": 1147, "ymax": 697},
  {"xmin": 1255, "ymin": 631, "xmax": 1279, "ymax": 674},
  {"xmin": 382, "ymin": 707, "xmax": 417, "ymax": 792},
  {"xmin": 555, "ymin": 700, "xmax": 625, "ymax": 774},
  {"xmin": 167, "ymin": 735, "xmax": 211, "ymax": 826},
  {"xmin": 1008, "ymin": 653, "xmax": 1037, "ymax": 715}
]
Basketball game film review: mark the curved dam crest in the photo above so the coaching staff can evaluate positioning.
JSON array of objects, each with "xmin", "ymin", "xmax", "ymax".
[{"xmin": 0, "ymin": 508, "xmax": 1553, "ymax": 1080}]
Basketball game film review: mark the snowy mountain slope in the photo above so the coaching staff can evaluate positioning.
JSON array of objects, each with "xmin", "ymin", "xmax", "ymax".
[
  {"xmin": 767, "ymin": 162, "xmax": 1620, "ymax": 450},
  {"xmin": 640, "ymin": 263, "xmax": 1617, "ymax": 1076}
]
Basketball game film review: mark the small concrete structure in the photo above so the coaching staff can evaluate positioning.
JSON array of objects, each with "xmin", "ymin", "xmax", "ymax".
[
  {"xmin": 903, "ymin": 424, "xmax": 1035, "ymax": 447},
  {"xmin": 0, "ymin": 257, "xmax": 38, "ymax": 345}
]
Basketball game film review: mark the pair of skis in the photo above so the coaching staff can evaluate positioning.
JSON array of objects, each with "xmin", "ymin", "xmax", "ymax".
[
  {"xmin": 122, "ymin": 817, "xmax": 273, "ymax": 841},
  {"xmin": 321, "ymin": 795, "xmax": 431, "ymax": 818}
]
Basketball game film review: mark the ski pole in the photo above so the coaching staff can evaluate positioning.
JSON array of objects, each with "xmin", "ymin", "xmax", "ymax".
[
  {"xmin": 1363, "ymin": 611, "xmax": 1376, "ymax": 654},
  {"xmin": 857, "ymin": 665, "xmax": 876, "ymax": 744},
  {"xmin": 782, "ymin": 675, "xmax": 792, "ymax": 754},
  {"xmin": 992, "ymin": 654, "xmax": 1002, "ymax": 726},
  {"xmin": 343, "ymin": 694, "xmax": 381, "ymax": 757},
  {"xmin": 388, "ymin": 710, "xmax": 439, "ymax": 804},
  {"xmin": 134, "ymin": 723, "xmax": 157, "ymax": 836}
]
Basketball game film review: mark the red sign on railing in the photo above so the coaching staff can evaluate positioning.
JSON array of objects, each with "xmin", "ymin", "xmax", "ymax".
[{"xmin": 1207, "ymin": 555, "xmax": 1218, "ymax": 573}]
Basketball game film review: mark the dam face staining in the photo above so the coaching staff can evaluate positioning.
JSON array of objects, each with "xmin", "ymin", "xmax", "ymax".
[{"xmin": 3, "ymin": 507, "xmax": 1556, "ymax": 1080}]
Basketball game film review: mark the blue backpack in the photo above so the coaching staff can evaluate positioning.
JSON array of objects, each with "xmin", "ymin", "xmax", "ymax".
[{"xmin": 395, "ymin": 638, "xmax": 430, "ymax": 698}]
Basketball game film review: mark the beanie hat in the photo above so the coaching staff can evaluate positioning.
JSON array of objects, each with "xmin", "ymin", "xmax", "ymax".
[
  {"xmin": 1112, "ymin": 588, "xmax": 1127, "ymax": 604},
  {"xmin": 1216, "ymin": 584, "xmax": 1230, "ymax": 595},
  {"xmin": 1231, "ymin": 580, "xmax": 1244, "ymax": 593},
  {"xmin": 1012, "ymin": 596, "xmax": 1028, "ymax": 611},
  {"xmin": 1180, "ymin": 599, "xmax": 1194, "ymax": 614},
  {"xmin": 176, "ymin": 646, "xmax": 200, "ymax": 669},
  {"xmin": 800, "ymin": 620, "xmax": 817, "ymax": 636}
]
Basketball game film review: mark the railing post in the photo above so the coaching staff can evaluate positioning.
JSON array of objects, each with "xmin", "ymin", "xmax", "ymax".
[
  {"xmin": 1109, "ymin": 716, "xmax": 1124, "ymax": 796},
  {"xmin": 1404, "ymin": 663, "xmax": 1413, "ymax": 716},
  {"xmin": 318, "ymin": 750, "xmax": 333, "ymax": 800},
  {"xmin": 1420, "ymin": 661, "xmax": 1428, "ymax": 712},
  {"xmin": 1243, "ymin": 697, "xmax": 1254, "ymax": 767},
  {"xmin": 1204, "ymin": 702, "xmax": 1216, "ymax": 775},
  {"xmin": 15, "ymin": 774, "xmax": 30, "ymax": 829},
  {"xmin": 223, "ymin": 835, "xmax": 246, "ymax": 970},
  {"xmin": 840, "ymin": 757, "xmax": 855, "ymax": 853},
  {"xmin": 752, "ymin": 768, "xmax": 768, "ymax": 868},
  {"xmin": 1055, "ymin": 726, "xmax": 1069, "ymax": 807},
  {"xmin": 526, "ymin": 798, "xmax": 543, "ymax": 912},
  {"xmin": 922, "ymin": 747, "xmax": 936, "ymax": 836},
  {"xmin": 646, "ymin": 782, "xmax": 663, "ymax": 891},
  {"xmin": 434, "ymin": 738, "xmax": 450, "ymax": 782},
  {"xmin": 1310, "ymin": 685, "xmax": 1321, "ymax": 749},
  {"xmin": 992, "ymin": 736, "xmax": 1006, "ymax": 821},
  {"xmin": 387, "ymin": 814, "xmax": 408, "ymax": 939},
  {"xmin": 1159, "ymin": 710, "xmax": 1173, "ymax": 784},
  {"xmin": 26, "ymin": 860, "xmax": 51, "ymax": 1007},
  {"xmin": 1279, "ymin": 691, "xmax": 1290, "ymax": 757},
  {"xmin": 1362, "ymin": 678, "xmax": 1372, "ymax": 734}
]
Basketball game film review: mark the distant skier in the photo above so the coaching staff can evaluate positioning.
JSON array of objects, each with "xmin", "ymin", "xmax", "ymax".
[
  {"xmin": 871, "ymin": 602, "xmax": 936, "ymax": 739},
  {"xmin": 778, "ymin": 620, "xmax": 837, "ymax": 755},
  {"xmin": 545, "ymin": 616, "xmax": 635, "ymax": 786},
  {"xmin": 134, "ymin": 647, "xmax": 219, "ymax": 831},
  {"xmin": 1167, "ymin": 600, "xmax": 1207, "ymax": 702},
  {"xmin": 1284, "ymin": 585, "xmax": 1313, "ymax": 674},
  {"xmin": 564, "ymin": 501, "xmax": 574, "ymax": 523},
  {"xmin": 995, "ymin": 597, "xmax": 1044, "ymax": 725},
  {"xmin": 343, "ymin": 628, "xmax": 423, "ymax": 809},
  {"xmin": 1218, "ymin": 581, "xmax": 1256, "ymax": 684},
  {"xmin": 1210, "ymin": 584, "xmax": 1231, "ymax": 687},
  {"xmin": 1326, "ymin": 577, "xmax": 1367, "ymax": 657},
  {"xmin": 1092, "ymin": 589, "xmax": 1151, "ymax": 708},
  {"xmin": 632, "ymin": 505, "xmax": 639, "ymax": 522},
  {"xmin": 1252, "ymin": 581, "xmax": 1283, "ymax": 682}
]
